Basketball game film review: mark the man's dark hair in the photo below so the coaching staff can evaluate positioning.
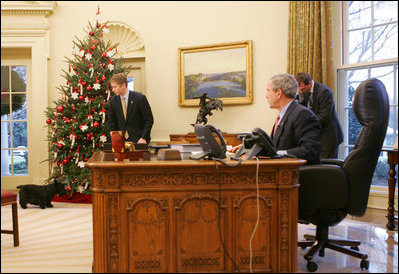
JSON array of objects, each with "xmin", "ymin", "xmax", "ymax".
[
  {"xmin": 110, "ymin": 73, "xmax": 128, "ymax": 86},
  {"xmin": 295, "ymin": 72, "xmax": 312, "ymax": 85}
]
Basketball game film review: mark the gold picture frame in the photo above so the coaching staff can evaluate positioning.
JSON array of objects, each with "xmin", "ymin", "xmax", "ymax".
[{"xmin": 178, "ymin": 40, "xmax": 253, "ymax": 106}]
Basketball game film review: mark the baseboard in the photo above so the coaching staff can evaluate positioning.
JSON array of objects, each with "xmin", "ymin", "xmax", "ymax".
[{"xmin": 368, "ymin": 186, "xmax": 398, "ymax": 210}]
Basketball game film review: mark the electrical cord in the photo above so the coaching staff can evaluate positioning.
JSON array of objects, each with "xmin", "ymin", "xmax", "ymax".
[
  {"xmin": 249, "ymin": 157, "xmax": 260, "ymax": 273},
  {"xmin": 213, "ymin": 157, "xmax": 241, "ymax": 272}
]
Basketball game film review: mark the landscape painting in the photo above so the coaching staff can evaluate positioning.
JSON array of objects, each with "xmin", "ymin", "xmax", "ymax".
[{"xmin": 178, "ymin": 40, "xmax": 253, "ymax": 106}]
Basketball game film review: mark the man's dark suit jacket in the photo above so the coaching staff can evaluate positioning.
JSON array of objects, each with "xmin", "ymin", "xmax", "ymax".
[
  {"xmin": 108, "ymin": 90, "xmax": 154, "ymax": 143},
  {"xmin": 271, "ymin": 101, "xmax": 322, "ymax": 165},
  {"xmin": 297, "ymin": 81, "xmax": 343, "ymax": 156}
]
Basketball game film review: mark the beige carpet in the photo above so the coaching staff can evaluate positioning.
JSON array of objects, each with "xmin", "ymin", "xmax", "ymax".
[
  {"xmin": 1, "ymin": 203, "xmax": 92, "ymax": 273},
  {"xmin": 1, "ymin": 203, "xmax": 397, "ymax": 273}
]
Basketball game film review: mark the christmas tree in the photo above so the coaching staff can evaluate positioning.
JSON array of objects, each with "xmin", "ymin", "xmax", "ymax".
[{"xmin": 44, "ymin": 9, "xmax": 127, "ymax": 195}]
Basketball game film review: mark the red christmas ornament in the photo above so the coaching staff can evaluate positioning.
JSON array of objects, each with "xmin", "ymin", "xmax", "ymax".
[
  {"xmin": 101, "ymin": 52, "xmax": 107, "ymax": 58},
  {"xmin": 57, "ymin": 161, "xmax": 61, "ymax": 166},
  {"xmin": 91, "ymin": 108, "xmax": 96, "ymax": 112},
  {"xmin": 65, "ymin": 118, "xmax": 71, "ymax": 123},
  {"xmin": 73, "ymin": 66, "xmax": 77, "ymax": 71},
  {"xmin": 72, "ymin": 106, "xmax": 77, "ymax": 111},
  {"xmin": 79, "ymin": 95, "xmax": 85, "ymax": 101},
  {"xmin": 97, "ymin": 23, "xmax": 101, "ymax": 28},
  {"xmin": 46, "ymin": 118, "xmax": 52, "ymax": 124},
  {"xmin": 66, "ymin": 186, "xmax": 71, "ymax": 192},
  {"xmin": 67, "ymin": 155, "xmax": 72, "ymax": 160},
  {"xmin": 89, "ymin": 31, "xmax": 94, "ymax": 36},
  {"xmin": 63, "ymin": 159, "xmax": 68, "ymax": 164},
  {"xmin": 86, "ymin": 133, "xmax": 92, "ymax": 140},
  {"xmin": 58, "ymin": 143, "xmax": 63, "ymax": 149},
  {"xmin": 57, "ymin": 106, "xmax": 64, "ymax": 112},
  {"xmin": 101, "ymin": 75, "xmax": 106, "ymax": 81},
  {"xmin": 93, "ymin": 121, "xmax": 100, "ymax": 128},
  {"xmin": 91, "ymin": 45, "xmax": 96, "ymax": 51},
  {"xmin": 84, "ymin": 157, "xmax": 88, "ymax": 162},
  {"xmin": 68, "ymin": 150, "xmax": 72, "ymax": 153},
  {"xmin": 90, "ymin": 97, "xmax": 95, "ymax": 102},
  {"xmin": 81, "ymin": 81, "xmax": 87, "ymax": 86},
  {"xmin": 86, "ymin": 85, "xmax": 92, "ymax": 91}
]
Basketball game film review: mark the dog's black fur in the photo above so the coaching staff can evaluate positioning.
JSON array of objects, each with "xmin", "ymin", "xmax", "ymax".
[{"xmin": 17, "ymin": 181, "xmax": 68, "ymax": 209}]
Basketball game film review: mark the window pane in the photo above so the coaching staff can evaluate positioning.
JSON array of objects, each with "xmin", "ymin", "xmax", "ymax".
[
  {"xmin": 13, "ymin": 150, "xmax": 28, "ymax": 175},
  {"xmin": 374, "ymin": 23, "xmax": 398, "ymax": 60},
  {"xmin": 347, "ymin": 69, "xmax": 368, "ymax": 107},
  {"xmin": 372, "ymin": 151, "xmax": 389, "ymax": 186},
  {"xmin": 1, "ymin": 150, "xmax": 12, "ymax": 176},
  {"xmin": 11, "ymin": 94, "xmax": 27, "ymax": 120},
  {"xmin": 348, "ymin": 29, "xmax": 372, "ymax": 63},
  {"xmin": 1, "ymin": 121, "xmax": 11, "ymax": 148},
  {"xmin": 11, "ymin": 66, "xmax": 26, "ymax": 92},
  {"xmin": 384, "ymin": 106, "xmax": 398, "ymax": 147},
  {"xmin": 1, "ymin": 66, "xmax": 9, "ymax": 92},
  {"xmin": 127, "ymin": 77, "xmax": 134, "ymax": 91},
  {"xmin": 12, "ymin": 122, "xmax": 27, "ymax": 147},
  {"xmin": 348, "ymin": 1, "xmax": 372, "ymax": 29},
  {"xmin": 1, "ymin": 93, "xmax": 10, "ymax": 120},
  {"xmin": 370, "ymin": 65, "xmax": 394, "ymax": 104},
  {"xmin": 374, "ymin": 1, "xmax": 398, "ymax": 25},
  {"xmin": 348, "ymin": 108, "xmax": 361, "ymax": 146}
]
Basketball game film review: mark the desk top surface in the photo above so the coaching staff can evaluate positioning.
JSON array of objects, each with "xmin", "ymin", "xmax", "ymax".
[{"xmin": 85, "ymin": 151, "xmax": 307, "ymax": 169}]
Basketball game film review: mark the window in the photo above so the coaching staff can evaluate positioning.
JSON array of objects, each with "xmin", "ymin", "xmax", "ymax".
[
  {"xmin": 1, "ymin": 65, "xmax": 29, "ymax": 176},
  {"xmin": 338, "ymin": 1, "xmax": 398, "ymax": 187}
]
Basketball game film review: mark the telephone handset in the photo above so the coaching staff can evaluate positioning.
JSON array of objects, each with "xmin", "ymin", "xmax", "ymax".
[
  {"xmin": 235, "ymin": 127, "xmax": 277, "ymax": 159},
  {"xmin": 190, "ymin": 124, "xmax": 227, "ymax": 160}
]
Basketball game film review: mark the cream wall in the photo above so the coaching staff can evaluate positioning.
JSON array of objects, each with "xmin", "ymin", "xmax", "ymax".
[{"xmin": 47, "ymin": 1, "xmax": 288, "ymax": 142}]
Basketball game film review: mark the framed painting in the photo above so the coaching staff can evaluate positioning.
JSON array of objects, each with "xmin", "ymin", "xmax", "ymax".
[{"xmin": 178, "ymin": 40, "xmax": 253, "ymax": 106}]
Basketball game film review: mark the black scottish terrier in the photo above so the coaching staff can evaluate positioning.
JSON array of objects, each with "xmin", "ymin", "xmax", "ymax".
[{"xmin": 17, "ymin": 180, "xmax": 68, "ymax": 209}]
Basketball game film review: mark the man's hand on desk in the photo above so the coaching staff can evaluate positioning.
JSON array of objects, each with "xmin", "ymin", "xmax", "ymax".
[
  {"xmin": 229, "ymin": 144, "xmax": 242, "ymax": 153},
  {"xmin": 137, "ymin": 138, "xmax": 147, "ymax": 144}
]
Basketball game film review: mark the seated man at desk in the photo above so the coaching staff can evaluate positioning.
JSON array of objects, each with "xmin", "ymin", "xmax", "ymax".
[{"xmin": 232, "ymin": 73, "xmax": 322, "ymax": 164}]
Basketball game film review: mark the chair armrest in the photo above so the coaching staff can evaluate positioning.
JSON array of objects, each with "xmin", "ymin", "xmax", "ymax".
[
  {"xmin": 320, "ymin": 158, "xmax": 344, "ymax": 167},
  {"xmin": 299, "ymin": 164, "xmax": 348, "ymax": 210}
]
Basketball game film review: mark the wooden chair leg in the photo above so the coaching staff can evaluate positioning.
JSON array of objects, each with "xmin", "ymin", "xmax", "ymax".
[{"xmin": 11, "ymin": 202, "xmax": 19, "ymax": 246}]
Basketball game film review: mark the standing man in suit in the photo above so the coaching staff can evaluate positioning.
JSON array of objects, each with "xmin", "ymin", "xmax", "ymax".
[
  {"xmin": 231, "ymin": 73, "xmax": 322, "ymax": 165},
  {"xmin": 108, "ymin": 73, "xmax": 154, "ymax": 144},
  {"xmin": 295, "ymin": 72, "xmax": 343, "ymax": 158}
]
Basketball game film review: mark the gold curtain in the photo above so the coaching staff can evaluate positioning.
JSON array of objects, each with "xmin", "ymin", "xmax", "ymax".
[{"xmin": 287, "ymin": 1, "xmax": 334, "ymax": 88}]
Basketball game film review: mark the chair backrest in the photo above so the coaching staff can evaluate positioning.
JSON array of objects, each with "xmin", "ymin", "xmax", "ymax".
[{"xmin": 343, "ymin": 78, "xmax": 389, "ymax": 216}]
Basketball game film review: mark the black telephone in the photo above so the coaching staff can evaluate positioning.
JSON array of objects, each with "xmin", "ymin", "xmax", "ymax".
[
  {"xmin": 190, "ymin": 124, "xmax": 227, "ymax": 160},
  {"xmin": 235, "ymin": 127, "xmax": 277, "ymax": 160}
]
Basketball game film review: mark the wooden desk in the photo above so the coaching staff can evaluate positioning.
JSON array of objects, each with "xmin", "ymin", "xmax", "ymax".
[
  {"xmin": 384, "ymin": 149, "xmax": 398, "ymax": 230},
  {"xmin": 86, "ymin": 152, "xmax": 306, "ymax": 273},
  {"xmin": 170, "ymin": 133, "xmax": 241, "ymax": 146}
]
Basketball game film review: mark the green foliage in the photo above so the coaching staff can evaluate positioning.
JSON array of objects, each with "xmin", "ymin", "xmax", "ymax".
[
  {"xmin": 1, "ymin": 67, "xmax": 26, "ymax": 116},
  {"xmin": 44, "ymin": 18, "xmax": 128, "ymax": 195}
]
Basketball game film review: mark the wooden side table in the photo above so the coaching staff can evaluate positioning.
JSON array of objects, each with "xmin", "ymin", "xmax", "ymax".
[{"xmin": 384, "ymin": 149, "xmax": 398, "ymax": 230}]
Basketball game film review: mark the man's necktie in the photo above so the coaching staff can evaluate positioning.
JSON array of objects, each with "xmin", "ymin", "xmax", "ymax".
[
  {"xmin": 273, "ymin": 115, "xmax": 280, "ymax": 138},
  {"xmin": 303, "ymin": 92, "xmax": 312, "ymax": 109},
  {"xmin": 121, "ymin": 96, "xmax": 129, "ymax": 139}
]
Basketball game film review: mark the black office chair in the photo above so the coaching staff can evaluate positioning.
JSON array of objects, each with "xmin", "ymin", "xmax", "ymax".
[{"xmin": 297, "ymin": 78, "xmax": 389, "ymax": 272}]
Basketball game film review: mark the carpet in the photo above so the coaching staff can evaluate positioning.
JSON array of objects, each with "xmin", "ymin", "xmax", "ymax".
[{"xmin": 1, "ymin": 204, "xmax": 397, "ymax": 273}]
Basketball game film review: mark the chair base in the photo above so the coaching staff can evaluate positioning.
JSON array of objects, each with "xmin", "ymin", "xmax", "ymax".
[{"xmin": 298, "ymin": 226, "xmax": 369, "ymax": 272}]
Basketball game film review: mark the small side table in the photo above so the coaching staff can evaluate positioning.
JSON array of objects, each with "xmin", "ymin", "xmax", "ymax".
[{"xmin": 383, "ymin": 149, "xmax": 398, "ymax": 230}]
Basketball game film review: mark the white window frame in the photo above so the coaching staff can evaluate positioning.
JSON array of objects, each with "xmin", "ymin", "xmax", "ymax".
[{"xmin": 337, "ymin": 1, "xmax": 398, "ymax": 209}]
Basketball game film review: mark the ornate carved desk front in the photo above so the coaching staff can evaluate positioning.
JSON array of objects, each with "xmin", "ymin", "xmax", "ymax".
[{"xmin": 86, "ymin": 151, "xmax": 306, "ymax": 273}]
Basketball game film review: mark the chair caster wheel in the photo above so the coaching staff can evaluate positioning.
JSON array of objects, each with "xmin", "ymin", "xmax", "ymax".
[
  {"xmin": 360, "ymin": 259, "xmax": 369, "ymax": 270},
  {"xmin": 350, "ymin": 246, "xmax": 359, "ymax": 251},
  {"xmin": 306, "ymin": 261, "xmax": 318, "ymax": 272}
]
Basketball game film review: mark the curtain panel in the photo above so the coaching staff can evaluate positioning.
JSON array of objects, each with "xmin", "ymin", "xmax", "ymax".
[{"xmin": 287, "ymin": 1, "xmax": 334, "ymax": 89}]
